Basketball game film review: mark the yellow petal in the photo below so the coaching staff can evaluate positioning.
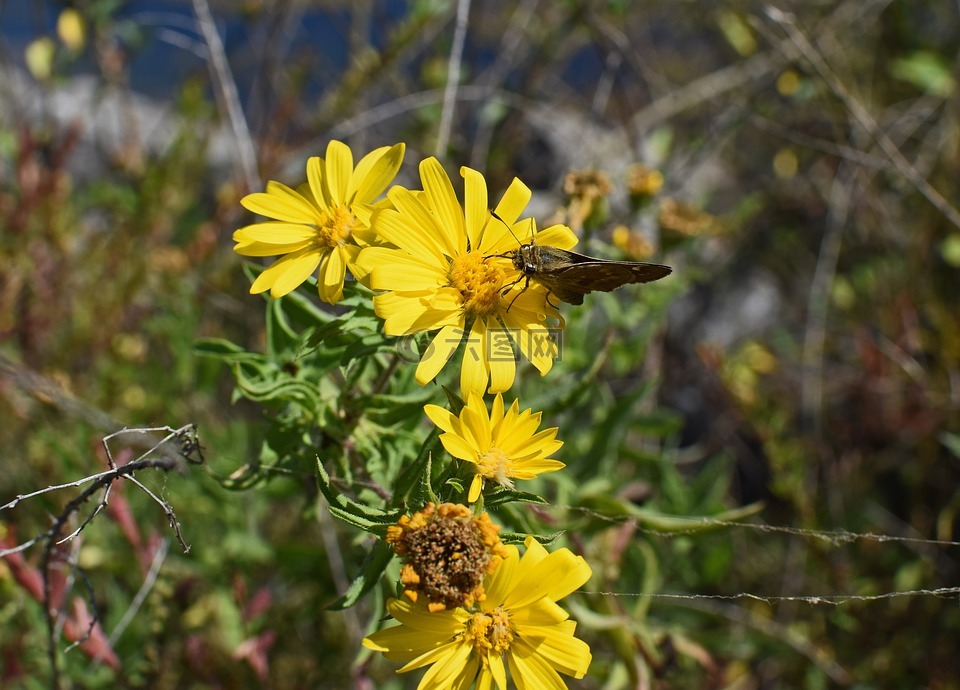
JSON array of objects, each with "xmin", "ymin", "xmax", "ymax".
[
  {"xmin": 233, "ymin": 222, "xmax": 316, "ymax": 245},
  {"xmin": 370, "ymin": 205, "xmax": 447, "ymax": 266},
  {"xmin": 305, "ymin": 156, "xmax": 331, "ymax": 212},
  {"xmin": 249, "ymin": 248, "xmax": 321, "ymax": 297},
  {"xmin": 387, "ymin": 597, "xmax": 469, "ymax": 631},
  {"xmin": 242, "ymin": 182, "xmax": 317, "ymax": 222},
  {"xmin": 420, "ymin": 157, "xmax": 466, "ymax": 256},
  {"xmin": 504, "ymin": 316, "xmax": 556, "ymax": 375},
  {"xmin": 350, "ymin": 143, "xmax": 405, "ymax": 204},
  {"xmin": 233, "ymin": 240, "xmax": 312, "ymax": 257},
  {"xmin": 423, "ymin": 404, "xmax": 457, "ymax": 433},
  {"xmin": 362, "ymin": 624, "xmax": 447, "ymax": 660},
  {"xmin": 500, "ymin": 414, "xmax": 548, "ymax": 452},
  {"xmin": 415, "ymin": 324, "xmax": 465, "ymax": 385},
  {"xmin": 487, "ymin": 331, "xmax": 517, "ymax": 394},
  {"xmin": 397, "ymin": 639, "xmax": 465, "ymax": 674},
  {"xmin": 366, "ymin": 250, "xmax": 446, "ymax": 291},
  {"xmin": 353, "ymin": 203, "xmax": 376, "ymax": 230},
  {"xmin": 502, "ymin": 547, "xmax": 591, "ymax": 611},
  {"xmin": 507, "ymin": 428, "xmax": 562, "ymax": 458},
  {"xmin": 467, "ymin": 474, "xmax": 483, "ymax": 503},
  {"xmin": 493, "ymin": 177, "xmax": 532, "ymax": 226},
  {"xmin": 373, "ymin": 293, "xmax": 460, "ymax": 336},
  {"xmin": 485, "ymin": 216, "xmax": 538, "ymax": 256},
  {"xmin": 325, "ymin": 140, "xmax": 353, "ymax": 206},
  {"xmin": 506, "ymin": 643, "xmax": 572, "ymax": 688},
  {"xmin": 460, "ymin": 318, "xmax": 489, "ymax": 398},
  {"xmin": 482, "ymin": 545, "xmax": 520, "ymax": 609},
  {"xmin": 426, "ymin": 287, "xmax": 466, "ymax": 313},
  {"xmin": 509, "ymin": 597, "xmax": 569, "ymax": 628},
  {"xmin": 519, "ymin": 535, "xmax": 549, "ymax": 567},
  {"xmin": 475, "ymin": 661, "xmax": 496, "ymax": 690},
  {"xmin": 535, "ymin": 223, "xmax": 579, "ymax": 251},
  {"xmin": 341, "ymin": 243, "xmax": 362, "ymax": 275},
  {"xmin": 460, "ymin": 394, "xmax": 492, "ymax": 452},
  {"xmin": 508, "ymin": 459, "xmax": 564, "ymax": 480},
  {"xmin": 439, "ymin": 433, "xmax": 479, "ymax": 463},
  {"xmin": 318, "ymin": 247, "xmax": 346, "ymax": 303},
  {"xmin": 450, "ymin": 655, "xmax": 483, "ymax": 690},
  {"xmin": 412, "ymin": 640, "xmax": 473, "ymax": 684},
  {"xmin": 488, "ymin": 394, "xmax": 507, "ymax": 440},
  {"xmin": 512, "ymin": 630, "xmax": 591, "ymax": 679},
  {"xmin": 461, "ymin": 166, "xmax": 488, "ymax": 251}
]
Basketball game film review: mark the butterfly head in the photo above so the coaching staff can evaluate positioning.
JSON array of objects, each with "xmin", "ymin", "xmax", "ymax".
[{"xmin": 516, "ymin": 243, "xmax": 540, "ymax": 275}]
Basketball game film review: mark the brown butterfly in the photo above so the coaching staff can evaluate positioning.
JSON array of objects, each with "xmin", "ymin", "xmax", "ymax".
[
  {"xmin": 490, "ymin": 214, "xmax": 672, "ymax": 305},
  {"xmin": 503, "ymin": 243, "xmax": 672, "ymax": 305}
]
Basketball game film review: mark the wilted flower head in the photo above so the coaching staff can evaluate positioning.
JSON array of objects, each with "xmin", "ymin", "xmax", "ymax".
[{"xmin": 386, "ymin": 503, "xmax": 509, "ymax": 612}]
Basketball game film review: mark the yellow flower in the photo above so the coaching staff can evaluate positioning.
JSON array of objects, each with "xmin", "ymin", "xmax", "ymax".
[
  {"xmin": 386, "ymin": 503, "xmax": 510, "ymax": 612},
  {"xmin": 625, "ymin": 163, "xmax": 664, "ymax": 199},
  {"xmin": 363, "ymin": 536, "xmax": 592, "ymax": 690},
  {"xmin": 357, "ymin": 157, "xmax": 578, "ymax": 396},
  {"xmin": 424, "ymin": 393, "xmax": 564, "ymax": 503},
  {"xmin": 232, "ymin": 140, "xmax": 404, "ymax": 303}
]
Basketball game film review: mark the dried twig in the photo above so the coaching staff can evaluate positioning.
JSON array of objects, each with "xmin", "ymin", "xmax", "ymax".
[
  {"xmin": 469, "ymin": 0, "xmax": 540, "ymax": 169},
  {"xmin": 1, "ymin": 425, "xmax": 201, "ymax": 688},
  {"xmin": 107, "ymin": 538, "xmax": 170, "ymax": 649},
  {"xmin": 765, "ymin": 7, "xmax": 960, "ymax": 231},
  {"xmin": 631, "ymin": 0, "xmax": 892, "ymax": 133},
  {"xmin": 191, "ymin": 0, "xmax": 260, "ymax": 192},
  {"xmin": 436, "ymin": 0, "xmax": 472, "ymax": 157}
]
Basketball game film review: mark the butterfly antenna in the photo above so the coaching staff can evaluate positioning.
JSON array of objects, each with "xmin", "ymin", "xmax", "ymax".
[
  {"xmin": 489, "ymin": 210, "xmax": 532, "ymax": 312},
  {"xmin": 490, "ymin": 210, "xmax": 529, "ymax": 250}
]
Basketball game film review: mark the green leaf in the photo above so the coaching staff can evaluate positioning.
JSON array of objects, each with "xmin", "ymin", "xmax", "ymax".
[
  {"xmin": 630, "ymin": 409, "xmax": 685, "ymax": 437},
  {"xmin": 941, "ymin": 432, "xmax": 960, "ymax": 461},
  {"xmin": 483, "ymin": 489, "xmax": 550, "ymax": 508},
  {"xmin": 630, "ymin": 501, "xmax": 765, "ymax": 532},
  {"xmin": 441, "ymin": 385, "xmax": 466, "ymax": 415},
  {"xmin": 394, "ymin": 427, "xmax": 440, "ymax": 506},
  {"xmin": 234, "ymin": 365, "xmax": 322, "ymax": 408},
  {"xmin": 193, "ymin": 338, "xmax": 262, "ymax": 363},
  {"xmin": 267, "ymin": 295, "xmax": 303, "ymax": 356},
  {"xmin": 315, "ymin": 456, "xmax": 402, "ymax": 534},
  {"xmin": 283, "ymin": 284, "xmax": 339, "ymax": 326},
  {"xmin": 890, "ymin": 50, "xmax": 956, "ymax": 97},
  {"xmin": 500, "ymin": 531, "xmax": 564, "ymax": 545},
  {"xmin": 363, "ymin": 388, "xmax": 437, "ymax": 426}
]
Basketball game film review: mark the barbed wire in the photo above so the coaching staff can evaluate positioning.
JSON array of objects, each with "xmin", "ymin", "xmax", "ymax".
[
  {"xmin": 559, "ymin": 504, "xmax": 960, "ymax": 548},
  {"xmin": 583, "ymin": 587, "xmax": 960, "ymax": 606},
  {"xmin": 559, "ymin": 503, "xmax": 959, "ymax": 608}
]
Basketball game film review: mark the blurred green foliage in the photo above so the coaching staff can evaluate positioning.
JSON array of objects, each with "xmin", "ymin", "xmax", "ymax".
[{"xmin": 2, "ymin": 1, "xmax": 959, "ymax": 688}]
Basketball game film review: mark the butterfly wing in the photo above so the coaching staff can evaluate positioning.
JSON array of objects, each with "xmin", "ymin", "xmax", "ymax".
[{"xmin": 538, "ymin": 249, "xmax": 672, "ymax": 304}]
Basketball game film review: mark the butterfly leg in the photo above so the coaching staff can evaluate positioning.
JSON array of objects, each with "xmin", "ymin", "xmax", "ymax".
[
  {"xmin": 502, "ymin": 276, "xmax": 530, "ymax": 312},
  {"xmin": 500, "ymin": 274, "xmax": 525, "ymax": 295}
]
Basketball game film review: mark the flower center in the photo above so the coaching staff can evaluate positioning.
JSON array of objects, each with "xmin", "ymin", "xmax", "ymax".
[
  {"xmin": 462, "ymin": 607, "xmax": 515, "ymax": 657},
  {"xmin": 478, "ymin": 447, "xmax": 515, "ymax": 489},
  {"xmin": 315, "ymin": 206, "xmax": 354, "ymax": 249},
  {"xmin": 386, "ymin": 504, "xmax": 507, "ymax": 612},
  {"xmin": 448, "ymin": 251, "xmax": 505, "ymax": 318}
]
